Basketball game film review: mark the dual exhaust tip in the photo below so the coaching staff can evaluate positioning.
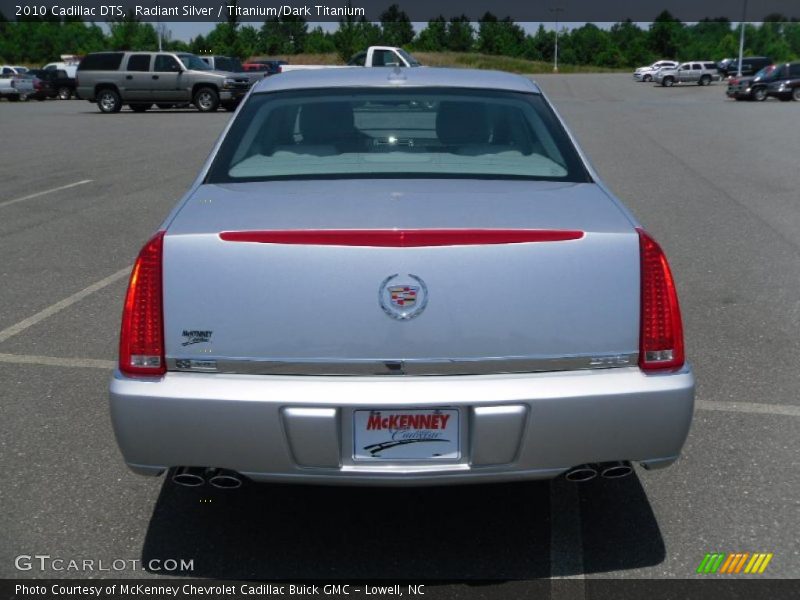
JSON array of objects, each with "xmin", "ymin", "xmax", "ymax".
[
  {"xmin": 564, "ymin": 461, "xmax": 633, "ymax": 483},
  {"xmin": 172, "ymin": 467, "xmax": 243, "ymax": 489}
]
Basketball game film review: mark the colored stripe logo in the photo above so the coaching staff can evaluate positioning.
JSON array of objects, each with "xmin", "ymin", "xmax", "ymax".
[{"xmin": 696, "ymin": 553, "xmax": 773, "ymax": 574}]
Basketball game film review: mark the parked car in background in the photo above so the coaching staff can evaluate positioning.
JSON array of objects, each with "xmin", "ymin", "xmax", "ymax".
[
  {"xmin": 243, "ymin": 59, "xmax": 287, "ymax": 75},
  {"xmin": 43, "ymin": 61, "xmax": 79, "ymax": 78},
  {"xmin": 2, "ymin": 65, "xmax": 28, "ymax": 76},
  {"xmin": 279, "ymin": 46, "xmax": 420, "ymax": 72},
  {"xmin": 27, "ymin": 68, "xmax": 76, "ymax": 100},
  {"xmin": 76, "ymin": 51, "xmax": 252, "ymax": 113},
  {"xmin": 722, "ymin": 56, "xmax": 772, "ymax": 78},
  {"xmin": 0, "ymin": 70, "xmax": 34, "ymax": 101},
  {"xmin": 199, "ymin": 55, "xmax": 264, "ymax": 87},
  {"xmin": 633, "ymin": 60, "xmax": 678, "ymax": 82},
  {"xmin": 766, "ymin": 62, "xmax": 800, "ymax": 101},
  {"xmin": 717, "ymin": 57, "xmax": 737, "ymax": 75},
  {"xmin": 110, "ymin": 68, "xmax": 693, "ymax": 489},
  {"xmin": 654, "ymin": 62, "xmax": 721, "ymax": 86}
]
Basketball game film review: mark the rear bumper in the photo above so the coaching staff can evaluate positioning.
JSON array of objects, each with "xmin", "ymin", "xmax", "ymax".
[{"xmin": 109, "ymin": 365, "xmax": 694, "ymax": 486}]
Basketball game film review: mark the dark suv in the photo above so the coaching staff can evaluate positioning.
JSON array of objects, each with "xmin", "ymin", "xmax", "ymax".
[
  {"xmin": 767, "ymin": 62, "xmax": 800, "ymax": 101},
  {"xmin": 723, "ymin": 56, "xmax": 772, "ymax": 78}
]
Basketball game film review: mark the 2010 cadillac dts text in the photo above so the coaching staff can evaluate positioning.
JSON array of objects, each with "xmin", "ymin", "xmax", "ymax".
[{"xmin": 110, "ymin": 68, "xmax": 694, "ymax": 487}]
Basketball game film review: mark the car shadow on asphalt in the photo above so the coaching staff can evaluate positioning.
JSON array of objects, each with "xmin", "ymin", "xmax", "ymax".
[{"xmin": 141, "ymin": 472, "xmax": 664, "ymax": 580}]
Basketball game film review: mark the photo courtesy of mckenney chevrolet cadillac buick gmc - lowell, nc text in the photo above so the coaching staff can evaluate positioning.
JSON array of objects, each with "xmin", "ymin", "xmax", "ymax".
[{"xmin": 109, "ymin": 67, "xmax": 694, "ymax": 490}]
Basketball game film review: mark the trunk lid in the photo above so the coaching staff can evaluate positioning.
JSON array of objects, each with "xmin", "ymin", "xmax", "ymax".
[{"xmin": 162, "ymin": 179, "xmax": 640, "ymax": 373}]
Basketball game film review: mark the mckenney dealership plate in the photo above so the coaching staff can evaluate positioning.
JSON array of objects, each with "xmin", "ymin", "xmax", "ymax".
[{"xmin": 353, "ymin": 409, "xmax": 460, "ymax": 460}]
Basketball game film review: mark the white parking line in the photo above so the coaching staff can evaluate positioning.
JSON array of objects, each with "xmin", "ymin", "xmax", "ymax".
[
  {"xmin": 0, "ymin": 179, "xmax": 93, "ymax": 209},
  {"xmin": 0, "ymin": 266, "xmax": 130, "ymax": 344},
  {"xmin": 696, "ymin": 399, "xmax": 800, "ymax": 418},
  {"xmin": 0, "ymin": 353, "xmax": 115, "ymax": 369}
]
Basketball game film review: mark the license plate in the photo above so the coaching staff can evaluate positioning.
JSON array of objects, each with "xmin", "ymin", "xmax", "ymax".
[{"xmin": 353, "ymin": 409, "xmax": 460, "ymax": 461}]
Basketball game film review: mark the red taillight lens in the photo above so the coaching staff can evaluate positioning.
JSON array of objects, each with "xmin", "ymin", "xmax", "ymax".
[
  {"xmin": 637, "ymin": 228, "xmax": 685, "ymax": 371},
  {"xmin": 119, "ymin": 231, "xmax": 166, "ymax": 377}
]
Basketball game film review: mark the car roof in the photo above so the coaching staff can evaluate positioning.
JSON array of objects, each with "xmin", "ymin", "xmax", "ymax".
[{"xmin": 252, "ymin": 68, "xmax": 541, "ymax": 94}]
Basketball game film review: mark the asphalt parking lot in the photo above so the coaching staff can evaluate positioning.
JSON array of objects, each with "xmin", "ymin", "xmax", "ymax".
[{"xmin": 1, "ymin": 74, "xmax": 798, "ymax": 591}]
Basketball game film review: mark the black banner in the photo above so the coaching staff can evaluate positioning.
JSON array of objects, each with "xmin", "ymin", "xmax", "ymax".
[
  {"xmin": 3, "ymin": 0, "xmax": 800, "ymax": 23},
  {"xmin": 3, "ymin": 580, "xmax": 800, "ymax": 600}
]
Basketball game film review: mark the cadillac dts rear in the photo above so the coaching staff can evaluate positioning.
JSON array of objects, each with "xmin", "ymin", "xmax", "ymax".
[{"xmin": 110, "ymin": 69, "xmax": 694, "ymax": 486}]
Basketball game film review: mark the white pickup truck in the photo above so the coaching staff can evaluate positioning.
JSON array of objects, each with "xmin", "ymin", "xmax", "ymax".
[
  {"xmin": 279, "ymin": 46, "xmax": 421, "ymax": 73},
  {"xmin": 0, "ymin": 66, "xmax": 35, "ymax": 101}
]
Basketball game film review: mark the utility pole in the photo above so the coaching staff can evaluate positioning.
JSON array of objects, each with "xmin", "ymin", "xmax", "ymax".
[
  {"xmin": 550, "ymin": 7, "xmax": 565, "ymax": 73},
  {"xmin": 156, "ymin": 2, "xmax": 162, "ymax": 51},
  {"xmin": 737, "ymin": 0, "xmax": 748, "ymax": 77}
]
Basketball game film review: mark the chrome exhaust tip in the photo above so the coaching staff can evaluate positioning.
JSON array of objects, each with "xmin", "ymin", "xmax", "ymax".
[
  {"xmin": 172, "ymin": 466, "xmax": 206, "ymax": 487},
  {"xmin": 600, "ymin": 461, "xmax": 633, "ymax": 479},
  {"xmin": 564, "ymin": 464, "xmax": 598, "ymax": 483},
  {"xmin": 208, "ymin": 469, "xmax": 243, "ymax": 489}
]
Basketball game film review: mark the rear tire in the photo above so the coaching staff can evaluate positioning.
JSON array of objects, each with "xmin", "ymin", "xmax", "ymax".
[
  {"xmin": 57, "ymin": 87, "xmax": 72, "ymax": 100},
  {"xmin": 193, "ymin": 87, "xmax": 219, "ymax": 112},
  {"xmin": 699, "ymin": 75, "xmax": 711, "ymax": 86},
  {"xmin": 662, "ymin": 77, "xmax": 674, "ymax": 87},
  {"xmin": 793, "ymin": 88, "xmax": 800, "ymax": 101},
  {"xmin": 129, "ymin": 103, "xmax": 152, "ymax": 112},
  {"xmin": 96, "ymin": 88, "xmax": 122, "ymax": 113}
]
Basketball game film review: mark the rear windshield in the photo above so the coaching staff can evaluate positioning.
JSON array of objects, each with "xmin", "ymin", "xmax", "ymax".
[
  {"xmin": 206, "ymin": 88, "xmax": 590, "ymax": 183},
  {"xmin": 78, "ymin": 53, "xmax": 124, "ymax": 71},
  {"xmin": 177, "ymin": 54, "xmax": 213, "ymax": 71}
]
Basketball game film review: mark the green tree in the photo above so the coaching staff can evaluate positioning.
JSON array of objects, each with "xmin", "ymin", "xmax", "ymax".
[
  {"xmin": 238, "ymin": 25, "xmax": 259, "ymax": 58},
  {"xmin": 477, "ymin": 13, "xmax": 525, "ymax": 57},
  {"xmin": 415, "ymin": 16, "xmax": 447, "ymax": 51},
  {"xmin": 305, "ymin": 26, "xmax": 336, "ymax": 54},
  {"xmin": 108, "ymin": 12, "xmax": 158, "ymax": 51},
  {"xmin": 333, "ymin": 16, "xmax": 381, "ymax": 62},
  {"xmin": 446, "ymin": 16, "xmax": 474, "ymax": 52},
  {"xmin": 649, "ymin": 10, "xmax": 686, "ymax": 59},
  {"xmin": 380, "ymin": 4, "xmax": 414, "ymax": 47},
  {"xmin": 190, "ymin": 34, "xmax": 209, "ymax": 55},
  {"xmin": 523, "ymin": 24, "xmax": 554, "ymax": 62},
  {"xmin": 260, "ymin": 17, "xmax": 308, "ymax": 54},
  {"xmin": 609, "ymin": 20, "xmax": 651, "ymax": 67}
]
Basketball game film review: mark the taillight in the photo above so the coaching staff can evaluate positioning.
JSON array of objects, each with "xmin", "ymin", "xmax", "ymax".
[
  {"xmin": 119, "ymin": 231, "xmax": 166, "ymax": 377},
  {"xmin": 637, "ymin": 228, "xmax": 685, "ymax": 371}
]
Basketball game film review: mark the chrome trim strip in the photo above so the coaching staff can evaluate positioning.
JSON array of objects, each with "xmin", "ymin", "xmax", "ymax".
[{"xmin": 167, "ymin": 353, "xmax": 638, "ymax": 376}]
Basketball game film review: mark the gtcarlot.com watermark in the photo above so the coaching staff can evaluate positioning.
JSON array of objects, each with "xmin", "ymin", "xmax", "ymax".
[{"xmin": 15, "ymin": 554, "xmax": 194, "ymax": 573}]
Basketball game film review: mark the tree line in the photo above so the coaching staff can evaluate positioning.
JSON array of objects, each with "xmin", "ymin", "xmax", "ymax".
[{"xmin": 2, "ymin": 6, "xmax": 799, "ymax": 67}]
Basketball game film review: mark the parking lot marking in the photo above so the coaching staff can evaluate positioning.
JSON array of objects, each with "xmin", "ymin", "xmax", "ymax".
[
  {"xmin": 0, "ymin": 353, "xmax": 115, "ymax": 369},
  {"xmin": 0, "ymin": 266, "xmax": 130, "ymax": 344},
  {"xmin": 549, "ymin": 478, "xmax": 586, "ymax": 594},
  {"xmin": 696, "ymin": 400, "xmax": 800, "ymax": 418},
  {"xmin": 0, "ymin": 179, "xmax": 93, "ymax": 209}
]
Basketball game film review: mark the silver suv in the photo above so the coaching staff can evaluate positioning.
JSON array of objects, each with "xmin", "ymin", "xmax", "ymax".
[
  {"xmin": 654, "ymin": 61, "xmax": 721, "ymax": 87},
  {"xmin": 76, "ymin": 52, "xmax": 252, "ymax": 113}
]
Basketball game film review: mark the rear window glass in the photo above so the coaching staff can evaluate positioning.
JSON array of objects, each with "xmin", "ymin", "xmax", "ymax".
[
  {"xmin": 206, "ymin": 88, "xmax": 590, "ymax": 183},
  {"xmin": 127, "ymin": 54, "xmax": 151, "ymax": 72},
  {"xmin": 79, "ymin": 53, "xmax": 124, "ymax": 71}
]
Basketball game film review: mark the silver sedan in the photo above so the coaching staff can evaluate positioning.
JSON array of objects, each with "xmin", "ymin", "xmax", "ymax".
[{"xmin": 110, "ymin": 68, "xmax": 694, "ymax": 488}]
